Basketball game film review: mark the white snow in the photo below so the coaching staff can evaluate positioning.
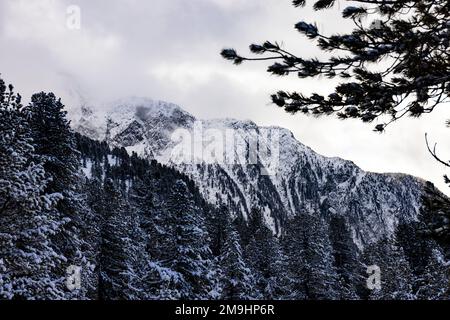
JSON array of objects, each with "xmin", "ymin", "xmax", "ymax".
[
  {"xmin": 81, "ymin": 159, "xmax": 93, "ymax": 179},
  {"xmin": 71, "ymin": 96, "xmax": 428, "ymax": 248}
]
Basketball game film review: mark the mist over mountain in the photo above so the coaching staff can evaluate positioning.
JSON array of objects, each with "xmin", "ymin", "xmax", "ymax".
[{"xmin": 73, "ymin": 97, "xmax": 430, "ymax": 248}]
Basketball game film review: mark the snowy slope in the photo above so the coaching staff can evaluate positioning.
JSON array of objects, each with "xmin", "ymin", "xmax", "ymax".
[{"xmin": 72, "ymin": 97, "xmax": 426, "ymax": 248}]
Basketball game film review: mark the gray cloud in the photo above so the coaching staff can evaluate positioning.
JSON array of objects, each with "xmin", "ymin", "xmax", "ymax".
[{"xmin": 1, "ymin": 0, "xmax": 449, "ymax": 193}]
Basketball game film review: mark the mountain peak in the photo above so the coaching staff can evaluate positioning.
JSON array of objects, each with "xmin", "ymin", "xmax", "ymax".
[
  {"xmin": 72, "ymin": 97, "xmax": 428, "ymax": 246},
  {"xmin": 105, "ymin": 96, "xmax": 191, "ymax": 119}
]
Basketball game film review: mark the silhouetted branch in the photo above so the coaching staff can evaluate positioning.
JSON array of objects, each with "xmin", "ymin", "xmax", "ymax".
[{"xmin": 425, "ymin": 133, "xmax": 450, "ymax": 168}]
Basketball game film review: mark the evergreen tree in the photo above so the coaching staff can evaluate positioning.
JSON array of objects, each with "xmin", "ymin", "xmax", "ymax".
[
  {"xmin": 262, "ymin": 240, "xmax": 293, "ymax": 300},
  {"xmin": 165, "ymin": 180, "xmax": 216, "ymax": 299},
  {"xmin": 207, "ymin": 205, "xmax": 231, "ymax": 257},
  {"xmin": 0, "ymin": 80, "xmax": 66, "ymax": 299},
  {"xmin": 281, "ymin": 215, "xmax": 307, "ymax": 300},
  {"xmin": 97, "ymin": 178, "xmax": 150, "ymax": 300},
  {"xmin": 26, "ymin": 93, "xmax": 78, "ymax": 192},
  {"xmin": 26, "ymin": 92, "xmax": 97, "ymax": 299},
  {"xmin": 363, "ymin": 237, "xmax": 415, "ymax": 300},
  {"xmin": 329, "ymin": 216, "xmax": 363, "ymax": 299},
  {"xmin": 395, "ymin": 221, "xmax": 435, "ymax": 276},
  {"xmin": 282, "ymin": 214, "xmax": 339, "ymax": 299},
  {"xmin": 81, "ymin": 178, "xmax": 103, "ymax": 299},
  {"xmin": 416, "ymin": 249, "xmax": 449, "ymax": 300},
  {"xmin": 420, "ymin": 183, "xmax": 450, "ymax": 250},
  {"xmin": 218, "ymin": 226, "xmax": 256, "ymax": 300},
  {"xmin": 129, "ymin": 173, "xmax": 187, "ymax": 300},
  {"xmin": 245, "ymin": 209, "xmax": 292, "ymax": 299}
]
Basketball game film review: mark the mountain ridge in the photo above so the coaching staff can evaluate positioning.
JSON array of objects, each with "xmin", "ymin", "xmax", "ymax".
[{"xmin": 71, "ymin": 97, "xmax": 434, "ymax": 248}]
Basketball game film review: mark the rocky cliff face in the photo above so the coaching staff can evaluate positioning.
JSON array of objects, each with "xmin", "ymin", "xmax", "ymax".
[{"xmin": 72, "ymin": 97, "xmax": 428, "ymax": 248}]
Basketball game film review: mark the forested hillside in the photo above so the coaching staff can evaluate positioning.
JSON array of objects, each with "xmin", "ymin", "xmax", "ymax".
[{"xmin": 0, "ymin": 78, "xmax": 448, "ymax": 300}]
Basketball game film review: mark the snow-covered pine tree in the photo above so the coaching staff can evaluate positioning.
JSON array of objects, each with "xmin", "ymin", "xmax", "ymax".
[
  {"xmin": 207, "ymin": 205, "xmax": 231, "ymax": 257},
  {"xmin": 218, "ymin": 225, "xmax": 257, "ymax": 300},
  {"xmin": 128, "ymin": 172, "xmax": 188, "ymax": 300},
  {"xmin": 328, "ymin": 215, "xmax": 363, "ymax": 299},
  {"xmin": 418, "ymin": 183, "xmax": 450, "ymax": 257},
  {"xmin": 363, "ymin": 237, "xmax": 415, "ymax": 300},
  {"xmin": 262, "ymin": 240, "xmax": 293, "ymax": 300},
  {"xmin": 129, "ymin": 173, "xmax": 187, "ymax": 300},
  {"xmin": 26, "ymin": 93, "xmax": 78, "ymax": 194},
  {"xmin": 303, "ymin": 214, "xmax": 339, "ymax": 300},
  {"xmin": 416, "ymin": 249, "xmax": 449, "ymax": 300},
  {"xmin": 81, "ymin": 178, "xmax": 103, "ymax": 299},
  {"xmin": 26, "ymin": 92, "xmax": 97, "ymax": 299},
  {"xmin": 0, "ymin": 79, "xmax": 66, "ymax": 299},
  {"xmin": 245, "ymin": 208, "xmax": 292, "ymax": 299},
  {"xmin": 281, "ymin": 215, "xmax": 308, "ymax": 300},
  {"xmin": 164, "ymin": 180, "xmax": 216, "ymax": 299},
  {"xmin": 394, "ymin": 220, "xmax": 450, "ymax": 299},
  {"xmin": 395, "ymin": 222, "xmax": 435, "ymax": 277},
  {"xmin": 117, "ymin": 211, "xmax": 151, "ymax": 300},
  {"xmin": 129, "ymin": 172, "xmax": 159, "ymax": 257},
  {"xmin": 97, "ymin": 178, "xmax": 150, "ymax": 300},
  {"xmin": 282, "ymin": 213, "xmax": 339, "ymax": 300}
]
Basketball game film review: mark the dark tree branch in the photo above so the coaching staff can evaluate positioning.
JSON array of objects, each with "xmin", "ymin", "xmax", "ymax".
[
  {"xmin": 425, "ymin": 133, "xmax": 450, "ymax": 168},
  {"xmin": 222, "ymin": 0, "xmax": 449, "ymax": 131}
]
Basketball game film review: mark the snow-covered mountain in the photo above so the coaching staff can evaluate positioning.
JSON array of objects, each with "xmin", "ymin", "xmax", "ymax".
[{"xmin": 72, "ymin": 97, "xmax": 427, "ymax": 248}]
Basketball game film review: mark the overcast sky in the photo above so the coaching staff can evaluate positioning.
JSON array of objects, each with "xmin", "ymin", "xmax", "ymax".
[{"xmin": 1, "ymin": 0, "xmax": 449, "ymax": 193}]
